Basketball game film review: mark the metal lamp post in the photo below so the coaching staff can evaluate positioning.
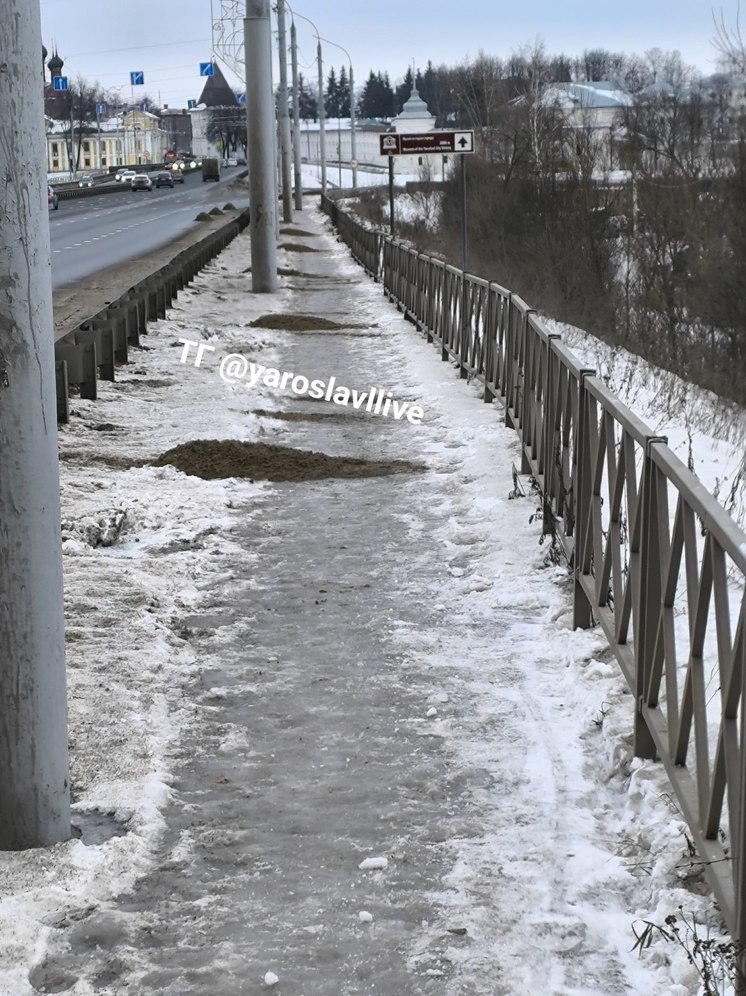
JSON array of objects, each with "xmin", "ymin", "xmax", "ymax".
[
  {"xmin": 275, "ymin": 0, "xmax": 293, "ymax": 221},
  {"xmin": 318, "ymin": 36, "xmax": 356, "ymax": 189},
  {"xmin": 285, "ymin": 4, "xmax": 326, "ymax": 194},
  {"xmin": 289, "ymin": 18, "xmax": 303, "ymax": 210}
]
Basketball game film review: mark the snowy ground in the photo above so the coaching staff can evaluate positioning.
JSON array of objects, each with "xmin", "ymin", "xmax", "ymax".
[{"xmin": 0, "ymin": 200, "xmax": 740, "ymax": 995}]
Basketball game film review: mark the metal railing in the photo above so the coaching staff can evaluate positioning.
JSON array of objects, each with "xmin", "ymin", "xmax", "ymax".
[{"xmin": 321, "ymin": 193, "xmax": 746, "ymax": 971}]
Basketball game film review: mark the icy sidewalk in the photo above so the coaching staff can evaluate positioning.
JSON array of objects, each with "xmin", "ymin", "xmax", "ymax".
[{"xmin": 0, "ymin": 205, "xmax": 717, "ymax": 996}]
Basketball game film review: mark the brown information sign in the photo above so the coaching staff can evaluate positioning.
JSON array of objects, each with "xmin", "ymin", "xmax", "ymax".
[{"xmin": 379, "ymin": 130, "xmax": 474, "ymax": 156}]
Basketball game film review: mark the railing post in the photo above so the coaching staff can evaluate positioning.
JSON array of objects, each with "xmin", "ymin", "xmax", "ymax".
[
  {"xmin": 520, "ymin": 309, "xmax": 537, "ymax": 467},
  {"xmin": 541, "ymin": 333, "xmax": 563, "ymax": 495},
  {"xmin": 459, "ymin": 273, "xmax": 469, "ymax": 378},
  {"xmin": 504, "ymin": 295, "xmax": 516, "ymax": 429},
  {"xmin": 634, "ymin": 437, "xmax": 668, "ymax": 760},
  {"xmin": 572, "ymin": 369, "xmax": 597, "ymax": 631},
  {"xmin": 55, "ymin": 360, "xmax": 69, "ymax": 424},
  {"xmin": 484, "ymin": 283, "xmax": 497, "ymax": 404},
  {"xmin": 441, "ymin": 271, "xmax": 451, "ymax": 362},
  {"xmin": 737, "ymin": 610, "xmax": 746, "ymax": 994}
]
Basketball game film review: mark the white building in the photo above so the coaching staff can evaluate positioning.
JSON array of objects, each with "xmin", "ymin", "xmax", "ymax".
[
  {"xmin": 542, "ymin": 81, "xmax": 633, "ymax": 130},
  {"xmin": 296, "ymin": 85, "xmax": 442, "ymax": 178},
  {"xmin": 388, "ymin": 83, "xmax": 441, "ymax": 175},
  {"xmin": 187, "ymin": 107, "xmax": 221, "ymax": 160}
]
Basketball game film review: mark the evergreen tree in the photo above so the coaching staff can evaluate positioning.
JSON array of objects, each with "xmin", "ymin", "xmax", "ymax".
[
  {"xmin": 338, "ymin": 64, "xmax": 351, "ymax": 117},
  {"xmin": 297, "ymin": 72, "xmax": 317, "ymax": 121},
  {"xmin": 358, "ymin": 70, "xmax": 379, "ymax": 118},
  {"xmin": 417, "ymin": 61, "xmax": 452, "ymax": 124},
  {"xmin": 380, "ymin": 72, "xmax": 396, "ymax": 117},
  {"xmin": 358, "ymin": 70, "xmax": 396, "ymax": 118},
  {"xmin": 395, "ymin": 67, "xmax": 414, "ymax": 113},
  {"xmin": 325, "ymin": 66, "xmax": 339, "ymax": 116}
]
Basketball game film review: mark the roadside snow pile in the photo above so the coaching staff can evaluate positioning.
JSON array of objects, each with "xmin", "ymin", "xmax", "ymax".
[{"xmin": 61, "ymin": 509, "xmax": 127, "ymax": 549}]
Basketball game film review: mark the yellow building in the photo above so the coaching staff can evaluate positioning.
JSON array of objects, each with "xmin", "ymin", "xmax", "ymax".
[{"xmin": 46, "ymin": 109, "xmax": 169, "ymax": 176}]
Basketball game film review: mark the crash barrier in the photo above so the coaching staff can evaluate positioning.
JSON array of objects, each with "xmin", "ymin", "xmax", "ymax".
[
  {"xmin": 54, "ymin": 207, "xmax": 250, "ymax": 421},
  {"xmin": 54, "ymin": 167, "xmax": 193, "ymax": 201},
  {"xmin": 320, "ymin": 192, "xmax": 746, "ymax": 968},
  {"xmin": 54, "ymin": 182, "xmax": 133, "ymax": 202}
]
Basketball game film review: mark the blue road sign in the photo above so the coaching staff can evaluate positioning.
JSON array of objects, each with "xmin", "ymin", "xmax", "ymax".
[
  {"xmin": 95, "ymin": 103, "xmax": 107, "ymax": 115},
  {"xmin": 187, "ymin": 99, "xmax": 197, "ymax": 109},
  {"xmin": 130, "ymin": 71, "xmax": 144, "ymax": 85},
  {"xmin": 236, "ymin": 92, "xmax": 246, "ymax": 105},
  {"xmin": 199, "ymin": 62, "xmax": 215, "ymax": 77},
  {"xmin": 53, "ymin": 76, "xmax": 68, "ymax": 92}
]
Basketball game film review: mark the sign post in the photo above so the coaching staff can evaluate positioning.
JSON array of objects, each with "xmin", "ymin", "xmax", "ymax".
[
  {"xmin": 388, "ymin": 158, "xmax": 395, "ymax": 237},
  {"xmin": 378, "ymin": 129, "xmax": 474, "ymax": 257}
]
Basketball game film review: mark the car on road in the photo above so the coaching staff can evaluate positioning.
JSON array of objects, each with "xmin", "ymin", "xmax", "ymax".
[
  {"xmin": 116, "ymin": 169, "xmax": 136, "ymax": 184},
  {"xmin": 78, "ymin": 174, "xmax": 94, "ymax": 187},
  {"xmin": 130, "ymin": 174, "xmax": 153, "ymax": 191},
  {"xmin": 47, "ymin": 185, "xmax": 59, "ymax": 210},
  {"xmin": 153, "ymin": 171, "xmax": 174, "ymax": 188},
  {"xmin": 170, "ymin": 168, "xmax": 185, "ymax": 184},
  {"xmin": 235, "ymin": 156, "xmax": 246, "ymax": 165},
  {"xmin": 227, "ymin": 157, "xmax": 238, "ymax": 167}
]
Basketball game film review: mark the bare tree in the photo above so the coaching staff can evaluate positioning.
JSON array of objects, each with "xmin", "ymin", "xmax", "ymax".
[
  {"xmin": 712, "ymin": 3, "xmax": 746, "ymax": 72},
  {"xmin": 447, "ymin": 52, "xmax": 507, "ymax": 156}
]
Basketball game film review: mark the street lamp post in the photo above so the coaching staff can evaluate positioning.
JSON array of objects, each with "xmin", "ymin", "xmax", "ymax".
[
  {"xmin": 108, "ymin": 86, "xmax": 125, "ymax": 166},
  {"xmin": 318, "ymin": 37, "xmax": 356, "ymax": 189},
  {"xmin": 276, "ymin": 0, "xmax": 292, "ymax": 222},
  {"xmin": 289, "ymin": 19, "xmax": 303, "ymax": 210},
  {"xmin": 285, "ymin": 5, "xmax": 326, "ymax": 194},
  {"xmin": 317, "ymin": 35, "xmax": 326, "ymax": 193}
]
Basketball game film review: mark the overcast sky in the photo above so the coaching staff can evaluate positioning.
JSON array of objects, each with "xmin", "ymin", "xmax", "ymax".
[{"xmin": 39, "ymin": 0, "xmax": 732, "ymax": 108}]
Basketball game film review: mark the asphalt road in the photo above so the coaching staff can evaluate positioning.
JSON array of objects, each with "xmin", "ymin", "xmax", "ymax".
[{"xmin": 49, "ymin": 170, "xmax": 248, "ymax": 288}]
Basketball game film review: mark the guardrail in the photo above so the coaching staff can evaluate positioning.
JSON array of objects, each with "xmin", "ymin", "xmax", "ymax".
[
  {"xmin": 52, "ymin": 163, "xmax": 213, "ymax": 201},
  {"xmin": 321, "ymin": 192, "xmax": 746, "ymax": 980},
  {"xmin": 54, "ymin": 182, "xmax": 131, "ymax": 202},
  {"xmin": 54, "ymin": 207, "xmax": 250, "ymax": 420}
]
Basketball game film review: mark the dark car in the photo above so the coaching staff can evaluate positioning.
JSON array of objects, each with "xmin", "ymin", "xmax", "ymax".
[
  {"xmin": 170, "ymin": 168, "xmax": 185, "ymax": 184},
  {"xmin": 154, "ymin": 171, "xmax": 174, "ymax": 188},
  {"xmin": 47, "ymin": 185, "xmax": 59, "ymax": 210}
]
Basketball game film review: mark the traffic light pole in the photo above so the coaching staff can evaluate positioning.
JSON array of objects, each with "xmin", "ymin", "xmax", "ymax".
[{"xmin": 0, "ymin": 0, "xmax": 71, "ymax": 849}]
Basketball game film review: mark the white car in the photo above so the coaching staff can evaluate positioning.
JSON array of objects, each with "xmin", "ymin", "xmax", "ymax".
[
  {"xmin": 116, "ymin": 169, "xmax": 136, "ymax": 183},
  {"xmin": 130, "ymin": 173, "xmax": 153, "ymax": 191},
  {"xmin": 227, "ymin": 158, "xmax": 238, "ymax": 167}
]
